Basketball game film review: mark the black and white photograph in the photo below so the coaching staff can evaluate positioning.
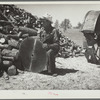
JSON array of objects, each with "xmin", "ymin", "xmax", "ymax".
[{"xmin": 0, "ymin": 1, "xmax": 100, "ymax": 95}]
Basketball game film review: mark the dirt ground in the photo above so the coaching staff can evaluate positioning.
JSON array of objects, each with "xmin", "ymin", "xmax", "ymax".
[
  {"xmin": 1, "ymin": 55, "xmax": 100, "ymax": 90},
  {"xmin": 0, "ymin": 29, "xmax": 100, "ymax": 90}
]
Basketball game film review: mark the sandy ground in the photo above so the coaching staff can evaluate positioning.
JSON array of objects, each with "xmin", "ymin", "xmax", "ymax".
[
  {"xmin": 1, "ymin": 55, "xmax": 100, "ymax": 90},
  {"xmin": 0, "ymin": 29, "xmax": 100, "ymax": 90}
]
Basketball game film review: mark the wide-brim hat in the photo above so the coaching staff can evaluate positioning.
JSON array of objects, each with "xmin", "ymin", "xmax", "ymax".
[{"xmin": 42, "ymin": 13, "xmax": 53, "ymax": 23}]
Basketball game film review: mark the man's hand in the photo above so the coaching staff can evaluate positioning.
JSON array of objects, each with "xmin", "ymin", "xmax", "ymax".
[{"xmin": 43, "ymin": 43, "xmax": 48, "ymax": 50}]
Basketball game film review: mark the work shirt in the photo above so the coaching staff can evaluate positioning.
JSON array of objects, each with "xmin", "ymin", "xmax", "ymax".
[{"xmin": 40, "ymin": 28, "xmax": 60, "ymax": 51}]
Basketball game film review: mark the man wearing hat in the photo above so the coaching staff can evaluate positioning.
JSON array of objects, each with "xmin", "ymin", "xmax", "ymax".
[{"xmin": 38, "ymin": 13, "xmax": 60, "ymax": 76}]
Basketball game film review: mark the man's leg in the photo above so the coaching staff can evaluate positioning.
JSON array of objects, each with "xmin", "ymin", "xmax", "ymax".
[{"xmin": 47, "ymin": 49, "xmax": 56, "ymax": 74}]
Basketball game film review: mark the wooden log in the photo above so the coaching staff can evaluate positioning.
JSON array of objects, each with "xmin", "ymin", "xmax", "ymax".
[
  {"xmin": 3, "ymin": 61, "xmax": 12, "ymax": 67},
  {"xmin": 1, "ymin": 49, "xmax": 19, "ymax": 58},
  {"xmin": 21, "ymin": 34, "xmax": 29, "ymax": 38},
  {"xmin": 2, "ymin": 56, "xmax": 14, "ymax": 61},
  {"xmin": 19, "ymin": 26, "xmax": 37, "ymax": 36},
  {"xmin": 0, "ymin": 20, "xmax": 13, "ymax": 26},
  {"xmin": 8, "ymin": 38, "xmax": 19, "ymax": 49},
  {"xmin": 8, "ymin": 65, "xmax": 17, "ymax": 76},
  {"xmin": 0, "ymin": 44, "xmax": 9, "ymax": 49}
]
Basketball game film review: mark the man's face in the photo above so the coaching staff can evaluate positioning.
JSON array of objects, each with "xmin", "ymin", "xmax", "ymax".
[
  {"xmin": 42, "ymin": 19, "xmax": 52, "ymax": 29},
  {"xmin": 36, "ymin": 18, "xmax": 51, "ymax": 29}
]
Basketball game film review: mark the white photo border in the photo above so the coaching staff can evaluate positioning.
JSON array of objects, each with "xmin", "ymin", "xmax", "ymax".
[{"xmin": 0, "ymin": 1, "xmax": 100, "ymax": 99}]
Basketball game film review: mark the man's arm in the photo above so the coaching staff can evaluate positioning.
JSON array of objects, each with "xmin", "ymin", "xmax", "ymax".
[{"xmin": 48, "ymin": 29, "xmax": 60, "ymax": 50}]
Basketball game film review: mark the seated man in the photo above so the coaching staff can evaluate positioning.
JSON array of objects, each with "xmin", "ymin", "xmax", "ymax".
[{"xmin": 38, "ymin": 14, "xmax": 60, "ymax": 76}]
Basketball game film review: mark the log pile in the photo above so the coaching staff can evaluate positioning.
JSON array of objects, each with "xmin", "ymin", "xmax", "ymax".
[
  {"xmin": 0, "ymin": 5, "xmax": 83, "ymax": 78},
  {"xmin": 58, "ymin": 35, "xmax": 83, "ymax": 58},
  {"xmin": 0, "ymin": 5, "xmax": 38, "ymax": 77}
]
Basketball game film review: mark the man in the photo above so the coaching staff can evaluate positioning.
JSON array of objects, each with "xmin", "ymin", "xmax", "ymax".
[{"xmin": 38, "ymin": 14, "xmax": 60, "ymax": 76}]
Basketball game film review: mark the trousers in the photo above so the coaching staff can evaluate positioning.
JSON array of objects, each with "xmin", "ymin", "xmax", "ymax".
[{"xmin": 46, "ymin": 49, "xmax": 58, "ymax": 74}]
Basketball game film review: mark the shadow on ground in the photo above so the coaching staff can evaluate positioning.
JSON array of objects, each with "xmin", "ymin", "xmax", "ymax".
[
  {"xmin": 40, "ymin": 68, "xmax": 78, "ymax": 76},
  {"xmin": 97, "ymin": 66, "xmax": 100, "ymax": 68}
]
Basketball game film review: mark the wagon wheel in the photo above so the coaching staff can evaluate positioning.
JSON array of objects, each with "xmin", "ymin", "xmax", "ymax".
[{"xmin": 85, "ymin": 44, "xmax": 100, "ymax": 64}]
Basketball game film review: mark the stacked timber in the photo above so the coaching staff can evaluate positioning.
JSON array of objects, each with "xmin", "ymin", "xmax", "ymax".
[{"xmin": 0, "ymin": 5, "xmax": 38, "ymax": 76}]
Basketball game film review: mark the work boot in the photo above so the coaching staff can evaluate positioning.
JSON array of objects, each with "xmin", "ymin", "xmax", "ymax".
[{"xmin": 52, "ymin": 73, "xmax": 58, "ymax": 77}]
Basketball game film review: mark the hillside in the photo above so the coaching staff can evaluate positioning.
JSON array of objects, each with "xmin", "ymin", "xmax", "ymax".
[{"xmin": 63, "ymin": 29, "xmax": 86, "ymax": 47}]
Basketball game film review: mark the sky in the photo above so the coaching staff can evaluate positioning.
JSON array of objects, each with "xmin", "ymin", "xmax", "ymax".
[{"xmin": 17, "ymin": 4, "xmax": 100, "ymax": 27}]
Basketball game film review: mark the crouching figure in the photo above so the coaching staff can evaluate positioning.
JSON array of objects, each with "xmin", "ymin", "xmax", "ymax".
[{"xmin": 37, "ymin": 14, "xmax": 61, "ymax": 76}]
